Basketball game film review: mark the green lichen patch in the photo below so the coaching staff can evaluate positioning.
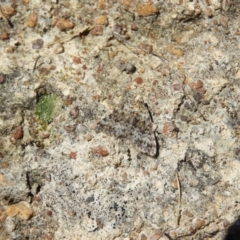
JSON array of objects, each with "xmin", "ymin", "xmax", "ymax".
[{"xmin": 35, "ymin": 94, "xmax": 60, "ymax": 123}]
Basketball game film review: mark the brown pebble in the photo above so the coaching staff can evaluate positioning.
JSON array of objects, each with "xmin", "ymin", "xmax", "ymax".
[
  {"xmin": 206, "ymin": 7, "xmax": 213, "ymax": 17},
  {"xmin": 1, "ymin": 5, "xmax": 15, "ymax": 18},
  {"xmin": 172, "ymin": 83, "xmax": 182, "ymax": 91},
  {"xmin": 195, "ymin": 218, "xmax": 205, "ymax": 230},
  {"xmin": 73, "ymin": 57, "xmax": 81, "ymax": 64},
  {"xmin": 46, "ymin": 210, "xmax": 52, "ymax": 216},
  {"xmin": 22, "ymin": 0, "xmax": 30, "ymax": 4},
  {"xmin": 171, "ymin": 48, "xmax": 184, "ymax": 56},
  {"xmin": 91, "ymin": 26, "xmax": 103, "ymax": 35},
  {"xmin": 0, "ymin": 30, "xmax": 9, "ymax": 41},
  {"xmin": 94, "ymin": 15, "xmax": 108, "ymax": 26},
  {"xmin": 5, "ymin": 46, "xmax": 14, "ymax": 53},
  {"xmin": 68, "ymin": 151, "xmax": 77, "ymax": 159},
  {"xmin": 131, "ymin": 23, "xmax": 138, "ymax": 31},
  {"xmin": 26, "ymin": 12, "xmax": 38, "ymax": 28},
  {"xmin": 137, "ymin": 3, "xmax": 159, "ymax": 17},
  {"xmin": 67, "ymin": 210, "xmax": 76, "ymax": 216},
  {"xmin": 85, "ymin": 134, "xmax": 93, "ymax": 141},
  {"xmin": 12, "ymin": 126, "xmax": 23, "ymax": 139},
  {"xmin": 70, "ymin": 106, "xmax": 79, "ymax": 119},
  {"xmin": 63, "ymin": 97, "xmax": 73, "ymax": 106},
  {"xmin": 97, "ymin": 0, "xmax": 108, "ymax": 9},
  {"xmin": 119, "ymin": 0, "xmax": 132, "ymax": 9},
  {"xmin": 57, "ymin": 18, "xmax": 75, "ymax": 31},
  {"xmin": 135, "ymin": 77, "xmax": 143, "ymax": 84},
  {"xmin": 92, "ymin": 146, "xmax": 109, "ymax": 157},
  {"xmin": 182, "ymin": 210, "xmax": 194, "ymax": 218},
  {"xmin": 189, "ymin": 80, "xmax": 204, "ymax": 90},
  {"xmin": 0, "ymin": 73, "xmax": 6, "ymax": 84}
]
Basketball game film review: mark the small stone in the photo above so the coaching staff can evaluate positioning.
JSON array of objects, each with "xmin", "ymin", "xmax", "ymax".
[
  {"xmin": 1, "ymin": 5, "xmax": 15, "ymax": 18},
  {"xmin": 206, "ymin": 7, "xmax": 213, "ymax": 17},
  {"xmin": 6, "ymin": 202, "xmax": 33, "ymax": 220},
  {"xmin": 68, "ymin": 151, "xmax": 77, "ymax": 159},
  {"xmin": 120, "ymin": 0, "xmax": 132, "ymax": 8},
  {"xmin": 113, "ymin": 24, "xmax": 122, "ymax": 34},
  {"xmin": 46, "ymin": 210, "xmax": 52, "ymax": 216},
  {"xmin": 85, "ymin": 134, "xmax": 93, "ymax": 141},
  {"xmin": 131, "ymin": 23, "xmax": 138, "ymax": 31},
  {"xmin": 22, "ymin": 0, "xmax": 29, "ymax": 4},
  {"xmin": 73, "ymin": 57, "xmax": 81, "ymax": 64},
  {"xmin": 94, "ymin": 15, "xmax": 108, "ymax": 26},
  {"xmin": 137, "ymin": 3, "xmax": 159, "ymax": 17},
  {"xmin": 172, "ymin": 83, "xmax": 182, "ymax": 91},
  {"xmin": 0, "ymin": 73, "xmax": 6, "ymax": 84},
  {"xmin": 57, "ymin": 19, "xmax": 75, "ymax": 31},
  {"xmin": 0, "ymin": 206, "xmax": 7, "ymax": 222},
  {"xmin": 90, "ymin": 26, "xmax": 103, "ymax": 35},
  {"xmin": 52, "ymin": 43, "xmax": 64, "ymax": 54},
  {"xmin": 11, "ymin": 126, "xmax": 23, "ymax": 139},
  {"xmin": 189, "ymin": 80, "xmax": 204, "ymax": 90},
  {"xmin": 170, "ymin": 47, "xmax": 184, "ymax": 57},
  {"xmin": 26, "ymin": 12, "xmax": 38, "ymax": 28},
  {"xmin": 5, "ymin": 46, "xmax": 14, "ymax": 53},
  {"xmin": 97, "ymin": 0, "xmax": 108, "ymax": 9},
  {"xmin": 32, "ymin": 39, "xmax": 44, "ymax": 49},
  {"xmin": 92, "ymin": 146, "xmax": 109, "ymax": 157},
  {"xmin": 0, "ymin": 30, "xmax": 9, "ymax": 41},
  {"xmin": 70, "ymin": 106, "xmax": 79, "ymax": 119},
  {"xmin": 195, "ymin": 218, "xmax": 205, "ymax": 230},
  {"xmin": 182, "ymin": 210, "xmax": 194, "ymax": 218},
  {"xmin": 135, "ymin": 77, "xmax": 143, "ymax": 84}
]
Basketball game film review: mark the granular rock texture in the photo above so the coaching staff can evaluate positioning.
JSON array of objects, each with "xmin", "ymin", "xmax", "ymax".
[{"xmin": 0, "ymin": 0, "xmax": 240, "ymax": 239}]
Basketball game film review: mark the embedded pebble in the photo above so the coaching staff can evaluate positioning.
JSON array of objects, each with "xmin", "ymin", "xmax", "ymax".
[
  {"xmin": 5, "ymin": 202, "xmax": 33, "ymax": 220},
  {"xmin": 26, "ymin": 12, "xmax": 38, "ymax": 28},
  {"xmin": 113, "ymin": 24, "xmax": 122, "ymax": 34},
  {"xmin": 137, "ymin": 3, "xmax": 159, "ymax": 17},
  {"xmin": 92, "ymin": 146, "xmax": 109, "ymax": 157},
  {"xmin": 32, "ymin": 39, "xmax": 44, "ymax": 49},
  {"xmin": 0, "ymin": 73, "xmax": 6, "ymax": 84},
  {"xmin": 94, "ymin": 15, "xmax": 108, "ymax": 26},
  {"xmin": 11, "ymin": 126, "xmax": 23, "ymax": 139},
  {"xmin": 52, "ymin": 43, "xmax": 64, "ymax": 54},
  {"xmin": 135, "ymin": 77, "xmax": 143, "ymax": 84},
  {"xmin": 57, "ymin": 19, "xmax": 75, "ymax": 31},
  {"xmin": 69, "ymin": 106, "xmax": 79, "ymax": 119},
  {"xmin": 90, "ymin": 26, "xmax": 103, "ymax": 35}
]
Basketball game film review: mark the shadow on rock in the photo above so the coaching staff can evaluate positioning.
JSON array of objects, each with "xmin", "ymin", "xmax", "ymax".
[{"xmin": 224, "ymin": 217, "xmax": 240, "ymax": 240}]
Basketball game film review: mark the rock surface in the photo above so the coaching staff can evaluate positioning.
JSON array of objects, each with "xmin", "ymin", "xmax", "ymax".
[{"xmin": 0, "ymin": 0, "xmax": 240, "ymax": 239}]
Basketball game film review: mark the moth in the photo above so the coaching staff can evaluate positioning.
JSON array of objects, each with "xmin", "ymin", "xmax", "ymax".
[{"xmin": 95, "ymin": 103, "xmax": 159, "ymax": 158}]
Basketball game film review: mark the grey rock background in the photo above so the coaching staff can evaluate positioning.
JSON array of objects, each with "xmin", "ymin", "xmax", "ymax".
[{"xmin": 0, "ymin": 0, "xmax": 240, "ymax": 239}]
